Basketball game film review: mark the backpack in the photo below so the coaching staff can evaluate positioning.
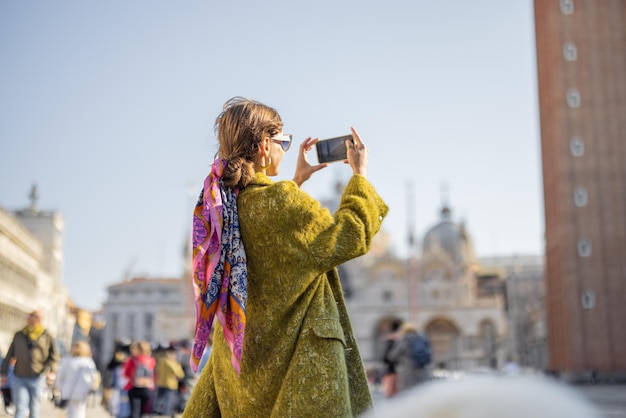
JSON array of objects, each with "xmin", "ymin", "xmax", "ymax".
[
  {"xmin": 409, "ymin": 333, "xmax": 431, "ymax": 368},
  {"xmin": 133, "ymin": 360, "xmax": 154, "ymax": 388}
]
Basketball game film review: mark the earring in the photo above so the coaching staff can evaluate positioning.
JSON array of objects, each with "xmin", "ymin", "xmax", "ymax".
[{"xmin": 261, "ymin": 156, "xmax": 272, "ymax": 170}]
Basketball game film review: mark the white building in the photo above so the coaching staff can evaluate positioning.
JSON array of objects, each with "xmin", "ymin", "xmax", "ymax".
[
  {"xmin": 479, "ymin": 254, "xmax": 547, "ymax": 370},
  {"xmin": 411, "ymin": 205, "xmax": 507, "ymax": 370},
  {"xmin": 0, "ymin": 185, "xmax": 73, "ymax": 355},
  {"xmin": 100, "ymin": 276, "xmax": 195, "ymax": 366}
]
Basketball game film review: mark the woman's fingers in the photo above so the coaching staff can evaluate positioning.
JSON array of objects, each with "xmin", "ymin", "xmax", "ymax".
[{"xmin": 350, "ymin": 126, "xmax": 364, "ymax": 148}]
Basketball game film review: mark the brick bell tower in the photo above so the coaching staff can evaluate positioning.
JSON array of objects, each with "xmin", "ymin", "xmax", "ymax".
[{"xmin": 534, "ymin": 0, "xmax": 626, "ymax": 381}]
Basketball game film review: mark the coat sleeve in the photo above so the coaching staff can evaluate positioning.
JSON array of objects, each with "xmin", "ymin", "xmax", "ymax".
[
  {"xmin": 300, "ymin": 175, "xmax": 388, "ymax": 272},
  {"xmin": 123, "ymin": 359, "xmax": 134, "ymax": 380},
  {"xmin": 46, "ymin": 334, "xmax": 60, "ymax": 373}
]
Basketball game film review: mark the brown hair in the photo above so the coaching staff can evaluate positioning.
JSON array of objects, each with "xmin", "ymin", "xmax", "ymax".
[
  {"xmin": 131, "ymin": 340, "xmax": 152, "ymax": 356},
  {"xmin": 400, "ymin": 322, "xmax": 418, "ymax": 335},
  {"xmin": 214, "ymin": 97, "xmax": 283, "ymax": 189}
]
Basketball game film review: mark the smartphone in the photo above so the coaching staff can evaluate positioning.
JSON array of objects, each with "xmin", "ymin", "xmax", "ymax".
[{"xmin": 315, "ymin": 134, "xmax": 353, "ymax": 164}]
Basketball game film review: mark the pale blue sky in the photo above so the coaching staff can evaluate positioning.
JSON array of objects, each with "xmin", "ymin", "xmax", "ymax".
[{"xmin": 0, "ymin": 1, "xmax": 542, "ymax": 310}]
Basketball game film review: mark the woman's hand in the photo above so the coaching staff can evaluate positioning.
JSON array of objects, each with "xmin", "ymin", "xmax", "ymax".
[
  {"xmin": 346, "ymin": 126, "xmax": 368, "ymax": 178},
  {"xmin": 293, "ymin": 137, "xmax": 327, "ymax": 187}
]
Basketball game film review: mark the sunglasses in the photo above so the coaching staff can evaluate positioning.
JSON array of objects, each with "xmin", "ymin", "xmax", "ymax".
[{"xmin": 269, "ymin": 133, "xmax": 292, "ymax": 152}]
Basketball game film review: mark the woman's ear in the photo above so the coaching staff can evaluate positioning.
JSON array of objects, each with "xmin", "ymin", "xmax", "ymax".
[{"xmin": 259, "ymin": 136, "xmax": 271, "ymax": 157}]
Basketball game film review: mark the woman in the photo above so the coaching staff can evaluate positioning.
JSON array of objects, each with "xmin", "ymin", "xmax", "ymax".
[
  {"xmin": 123, "ymin": 341, "xmax": 155, "ymax": 418},
  {"xmin": 183, "ymin": 97, "xmax": 388, "ymax": 417},
  {"xmin": 1, "ymin": 357, "xmax": 15, "ymax": 415},
  {"xmin": 153, "ymin": 346, "xmax": 184, "ymax": 418},
  {"xmin": 387, "ymin": 322, "xmax": 430, "ymax": 393},
  {"xmin": 105, "ymin": 348, "xmax": 130, "ymax": 418},
  {"xmin": 381, "ymin": 320, "xmax": 402, "ymax": 398},
  {"xmin": 54, "ymin": 341, "xmax": 100, "ymax": 418}
]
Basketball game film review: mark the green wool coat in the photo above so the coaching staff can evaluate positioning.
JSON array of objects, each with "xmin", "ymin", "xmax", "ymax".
[{"xmin": 183, "ymin": 173, "xmax": 389, "ymax": 418}]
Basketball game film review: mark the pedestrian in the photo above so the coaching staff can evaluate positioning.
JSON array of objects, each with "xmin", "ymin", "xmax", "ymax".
[
  {"xmin": 103, "ymin": 347, "xmax": 129, "ymax": 417},
  {"xmin": 502, "ymin": 355, "xmax": 521, "ymax": 375},
  {"xmin": 387, "ymin": 322, "xmax": 431, "ymax": 393},
  {"xmin": 123, "ymin": 341, "xmax": 155, "ymax": 418},
  {"xmin": 153, "ymin": 345, "xmax": 184, "ymax": 418},
  {"xmin": 55, "ymin": 341, "xmax": 101, "ymax": 418},
  {"xmin": 178, "ymin": 339, "xmax": 197, "ymax": 412},
  {"xmin": 0, "ymin": 310, "xmax": 60, "ymax": 418},
  {"xmin": 183, "ymin": 97, "xmax": 388, "ymax": 417},
  {"xmin": 381, "ymin": 320, "xmax": 402, "ymax": 398},
  {"xmin": 1, "ymin": 357, "xmax": 16, "ymax": 415}
]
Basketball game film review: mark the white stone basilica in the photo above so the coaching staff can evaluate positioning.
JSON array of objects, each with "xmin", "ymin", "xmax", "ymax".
[
  {"xmin": 335, "ymin": 197, "xmax": 546, "ymax": 374},
  {"xmin": 413, "ymin": 205, "xmax": 506, "ymax": 370}
]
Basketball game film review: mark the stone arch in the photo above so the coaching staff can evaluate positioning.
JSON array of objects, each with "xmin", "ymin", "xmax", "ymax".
[{"xmin": 425, "ymin": 317, "xmax": 461, "ymax": 370}]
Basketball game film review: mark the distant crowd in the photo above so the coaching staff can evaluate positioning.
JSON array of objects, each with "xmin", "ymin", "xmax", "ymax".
[
  {"xmin": 100, "ymin": 337, "xmax": 211, "ymax": 418},
  {"xmin": 0, "ymin": 310, "xmax": 212, "ymax": 418}
]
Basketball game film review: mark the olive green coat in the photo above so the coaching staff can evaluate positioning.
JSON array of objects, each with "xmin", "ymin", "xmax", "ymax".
[{"xmin": 183, "ymin": 174, "xmax": 388, "ymax": 417}]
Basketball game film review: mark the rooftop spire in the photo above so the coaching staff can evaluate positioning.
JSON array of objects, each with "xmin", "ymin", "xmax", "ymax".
[{"xmin": 29, "ymin": 183, "xmax": 39, "ymax": 213}]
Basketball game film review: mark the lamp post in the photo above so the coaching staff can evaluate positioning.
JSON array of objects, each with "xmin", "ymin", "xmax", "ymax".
[{"xmin": 406, "ymin": 181, "xmax": 418, "ymax": 323}]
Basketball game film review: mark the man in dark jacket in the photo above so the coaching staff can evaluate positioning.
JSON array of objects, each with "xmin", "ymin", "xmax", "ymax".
[{"xmin": 0, "ymin": 310, "xmax": 59, "ymax": 418}]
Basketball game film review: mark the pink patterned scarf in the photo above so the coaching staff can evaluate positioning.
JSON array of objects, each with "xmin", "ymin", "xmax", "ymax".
[{"xmin": 191, "ymin": 158, "xmax": 248, "ymax": 374}]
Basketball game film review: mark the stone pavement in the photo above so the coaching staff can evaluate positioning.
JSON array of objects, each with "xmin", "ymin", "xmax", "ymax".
[
  {"xmin": 578, "ymin": 385, "xmax": 626, "ymax": 418},
  {"xmin": 27, "ymin": 395, "xmax": 110, "ymax": 418},
  {"xmin": 3, "ymin": 384, "xmax": 625, "ymax": 417},
  {"xmin": 370, "ymin": 381, "xmax": 626, "ymax": 418},
  {"xmin": 4, "ymin": 393, "xmax": 185, "ymax": 418}
]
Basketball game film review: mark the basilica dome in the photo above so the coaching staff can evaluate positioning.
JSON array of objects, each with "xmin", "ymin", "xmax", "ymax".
[{"xmin": 422, "ymin": 205, "xmax": 474, "ymax": 264}]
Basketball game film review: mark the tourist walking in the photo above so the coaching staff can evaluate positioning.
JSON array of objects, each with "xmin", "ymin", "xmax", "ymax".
[
  {"xmin": 55, "ymin": 341, "xmax": 101, "ymax": 418},
  {"xmin": 0, "ymin": 310, "xmax": 59, "ymax": 418}
]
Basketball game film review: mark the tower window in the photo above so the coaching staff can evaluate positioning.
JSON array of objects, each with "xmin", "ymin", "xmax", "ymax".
[
  {"xmin": 577, "ymin": 239, "xmax": 592, "ymax": 257},
  {"xmin": 567, "ymin": 89, "xmax": 581, "ymax": 108},
  {"xmin": 560, "ymin": 0, "xmax": 574, "ymax": 15},
  {"xmin": 574, "ymin": 188, "xmax": 588, "ymax": 207},
  {"xmin": 570, "ymin": 137, "xmax": 584, "ymax": 156},
  {"xmin": 563, "ymin": 42, "xmax": 577, "ymax": 61},
  {"xmin": 581, "ymin": 290, "xmax": 595, "ymax": 309}
]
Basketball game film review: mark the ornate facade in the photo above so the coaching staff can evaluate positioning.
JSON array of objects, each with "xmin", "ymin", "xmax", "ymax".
[
  {"xmin": 412, "ymin": 206, "xmax": 507, "ymax": 370},
  {"xmin": 340, "ymin": 202, "xmax": 545, "ymax": 374}
]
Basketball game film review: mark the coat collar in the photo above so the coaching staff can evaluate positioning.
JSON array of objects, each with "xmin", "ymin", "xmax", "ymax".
[{"xmin": 248, "ymin": 172, "xmax": 274, "ymax": 187}]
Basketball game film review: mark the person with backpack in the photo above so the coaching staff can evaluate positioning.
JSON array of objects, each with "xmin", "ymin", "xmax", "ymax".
[
  {"xmin": 387, "ymin": 322, "xmax": 431, "ymax": 393},
  {"xmin": 123, "ymin": 341, "xmax": 156, "ymax": 418}
]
